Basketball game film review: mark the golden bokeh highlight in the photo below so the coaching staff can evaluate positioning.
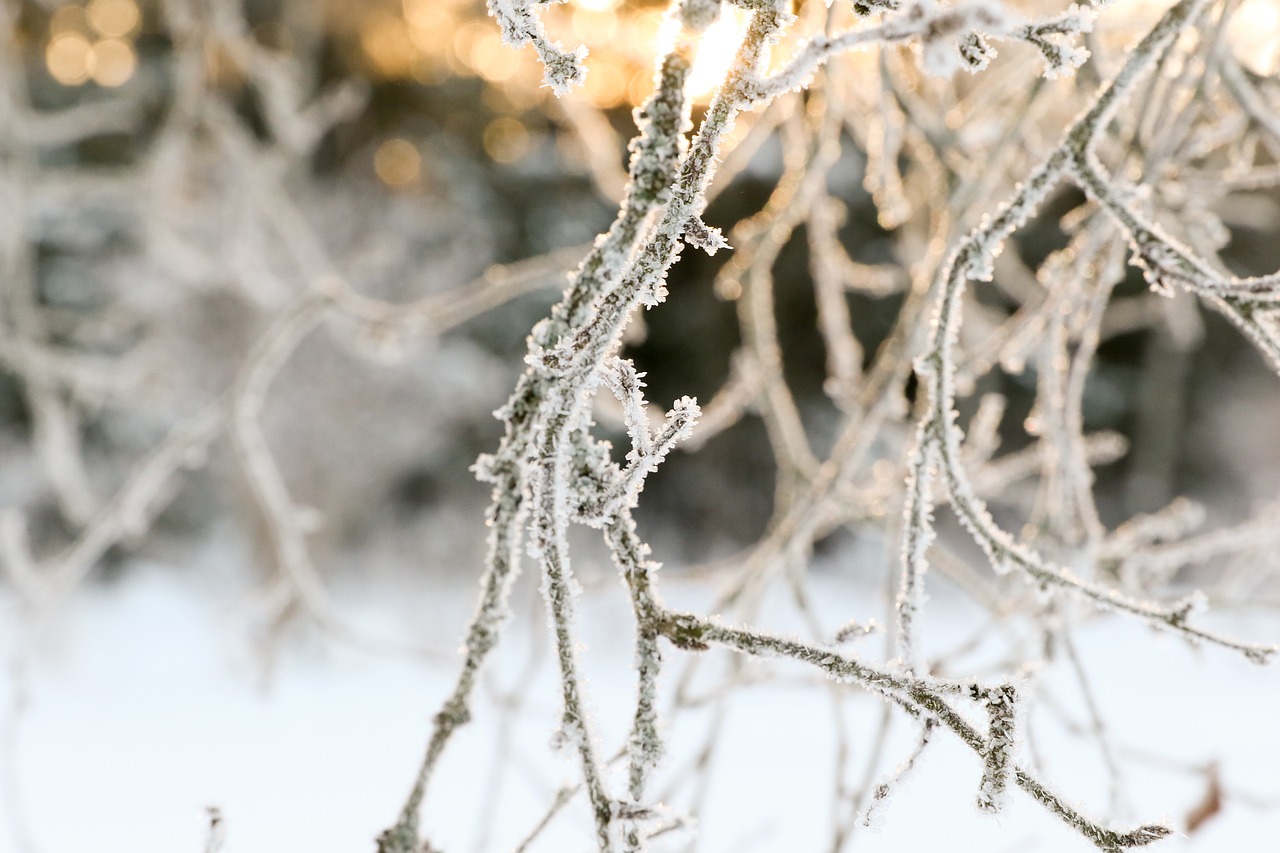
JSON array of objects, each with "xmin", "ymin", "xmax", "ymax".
[
  {"xmin": 363, "ymin": 0, "xmax": 673, "ymax": 110},
  {"xmin": 47, "ymin": 31, "xmax": 95, "ymax": 85},
  {"xmin": 404, "ymin": 0, "xmax": 454, "ymax": 31},
  {"xmin": 470, "ymin": 31, "xmax": 523, "ymax": 83},
  {"xmin": 584, "ymin": 55, "xmax": 630, "ymax": 108},
  {"xmin": 39, "ymin": 1, "xmax": 1280, "ymax": 112},
  {"xmin": 484, "ymin": 116, "xmax": 532, "ymax": 164},
  {"xmin": 86, "ymin": 0, "xmax": 140, "ymax": 39},
  {"xmin": 47, "ymin": 2, "xmax": 140, "ymax": 88},
  {"xmin": 90, "ymin": 38, "xmax": 137, "ymax": 87},
  {"xmin": 362, "ymin": 13, "xmax": 417, "ymax": 78},
  {"xmin": 449, "ymin": 21, "xmax": 492, "ymax": 75},
  {"xmin": 571, "ymin": 7, "xmax": 618, "ymax": 43},
  {"xmin": 374, "ymin": 138, "xmax": 422, "ymax": 187}
]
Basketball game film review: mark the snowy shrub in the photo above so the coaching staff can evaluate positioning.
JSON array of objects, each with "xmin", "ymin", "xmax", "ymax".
[
  {"xmin": 376, "ymin": 1, "xmax": 1280, "ymax": 850},
  {"xmin": 3, "ymin": 0, "xmax": 1280, "ymax": 851}
]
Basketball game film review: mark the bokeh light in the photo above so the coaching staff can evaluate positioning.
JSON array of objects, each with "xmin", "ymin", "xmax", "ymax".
[
  {"xmin": 373, "ymin": 138, "xmax": 422, "ymax": 187},
  {"xmin": 362, "ymin": 13, "xmax": 417, "ymax": 78},
  {"xmin": 89, "ymin": 38, "xmax": 137, "ymax": 87},
  {"xmin": 46, "ymin": 31, "xmax": 95, "ymax": 85},
  {"xmin": 86, "ymin": 0, "xmax": 140, "ymax": 39},
  {"xmin": 354, "ymin": 0, "xmax": 674, "ymax": 110},
  {"xmin": 46, "ymin": 2, "xmax": 140, "ymax": 88},
  {"xmin": 483, "ymin": 116, "xmax": 532, "ymax": 164}
]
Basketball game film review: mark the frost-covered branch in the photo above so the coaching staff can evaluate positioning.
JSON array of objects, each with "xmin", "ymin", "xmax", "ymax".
[
  {"xmin": 18, "ymin": 0, "xmax": 1273, "ymax": 850},
  {"xmin": 899, "ymin": 0, "xmax": 1279, "ymax": 673}
]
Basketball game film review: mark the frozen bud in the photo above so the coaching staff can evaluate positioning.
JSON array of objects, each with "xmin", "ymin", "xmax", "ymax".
[
  {"xmin": 1039, "ymin": 42, "xmax": 1090, "ymax": 79},
  {"xmin": 488, "ymin": 0, "xmax": 587, "ymax": 97},
  {"xmin": 537, "ymin": 43, "xmax": 589, "ymax": 96},
  {"xmin": 473, "ymin": 455, "xmax": 496, "ymax": 481},
  {"xmin": 684, "ymin": 217, "xmax": 731, "ymax": 255},
  {"xmin": 665, "ymin": 396, "xmax": 701, "ymax": 437},
  {"xmin": 958, "ymin": 33, "xmax": 996, "ymax": 72},
  {"xmin": 530, "ymin": 317, "xmax": 555, "ymax": 348}
]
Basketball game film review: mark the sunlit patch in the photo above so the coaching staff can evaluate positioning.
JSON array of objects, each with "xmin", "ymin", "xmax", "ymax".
[
  {"xmin": 687, "ymin": 5, "xmax": 750, "ymax": 103},
  {"xmin": 576, "ymin": 0, "xmax": 621, "ymax": 12},
  {"xmin": 1229, "ymin": 0, "xmax": 1280, "ymax": 75}
]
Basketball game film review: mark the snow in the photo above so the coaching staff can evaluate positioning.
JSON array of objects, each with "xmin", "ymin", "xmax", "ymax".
[{"xmin": 4, "ymin": 557, "xmax": 1278, "ymax": 852}]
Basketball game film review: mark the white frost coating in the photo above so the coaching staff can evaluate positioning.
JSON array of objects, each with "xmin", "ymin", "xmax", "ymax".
[
  {"xmin": 486, "ymin": 0, "xmax": 588, "ymax": 96},
  {"xmin": 590, "ymin": 359, "xmax": 702, "ymax": 526},
  {"xmin": 602, "ymin": 358, "xmax": 656, "ymax": 460},
  {"xmin": 911, "ymin": 0, "xmax": 1018, "ymax": 78},
  {"xmin": 377, "ymin": 1, "xmax": 1280, "ymax": 851},
  {"xmin": 751, "ymin": 0, "xmax": 1095, "ymax": 98},
  {"xmin": 896, "ymin": 434, "xmax": 939, "ymax": 667},
  {"xmin": 684, "ymin": 216, "xmax": 731, "ymax": 254},
  {"xmin": 975, "ymin": 683, "xmax": 1020, "ymax": 814},
  {"xmin": 12, "ymin": 1, "xmax": 1279, "ymax": 852},
  {"xmin": 896, "ymin": 0, "xmax": 1280, "ymax": 673}
]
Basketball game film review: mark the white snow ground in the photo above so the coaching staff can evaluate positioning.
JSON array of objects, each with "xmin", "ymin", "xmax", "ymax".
[{"xmin": 2, "ymin": 553, "xmax": 1279, "ymax": 853}]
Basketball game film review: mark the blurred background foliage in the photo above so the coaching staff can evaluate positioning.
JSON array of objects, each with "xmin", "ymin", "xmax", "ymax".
[{"xmin": 3, "ymin": 0, "xmax": 1279, "ymax": 594}]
